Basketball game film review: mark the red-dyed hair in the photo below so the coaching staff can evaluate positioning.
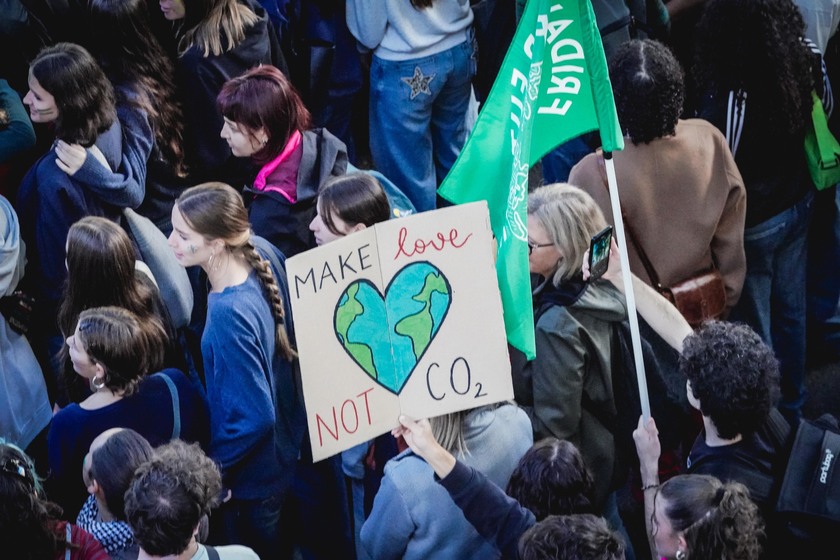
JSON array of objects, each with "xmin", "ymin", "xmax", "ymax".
[{"xmin": 216, "ymin": 65, "xmax": 311, "ymax": 165}]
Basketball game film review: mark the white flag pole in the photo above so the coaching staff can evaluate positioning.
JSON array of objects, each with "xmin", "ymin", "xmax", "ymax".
[{"xmin": 603, "ymin": 151, "xmax": 651, "ymax": 420}]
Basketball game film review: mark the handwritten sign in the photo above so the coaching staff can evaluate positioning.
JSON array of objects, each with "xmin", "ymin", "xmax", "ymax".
[{"xmin": 287, "ymin": 202, "xmax": 513, "ymax": 461}]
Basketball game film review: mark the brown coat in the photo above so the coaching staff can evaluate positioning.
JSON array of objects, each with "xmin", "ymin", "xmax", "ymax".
[{"xmin": 569, "ymin": 119, "xmax": 747, "ymax": 310}]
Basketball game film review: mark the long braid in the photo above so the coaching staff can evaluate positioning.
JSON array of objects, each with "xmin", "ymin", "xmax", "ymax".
[{"xmin": 242, "ymin": 241, "xmax": 296, "ymax": 361}]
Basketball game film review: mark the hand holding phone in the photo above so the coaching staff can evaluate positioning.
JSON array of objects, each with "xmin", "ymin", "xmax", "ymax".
[{"xmin": 588, "ymin": 226, "xmax": 613, "ymax": 282}]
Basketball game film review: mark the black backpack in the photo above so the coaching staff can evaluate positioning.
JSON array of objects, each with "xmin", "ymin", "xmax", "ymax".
[{"xmin": 772, "ymin": 413, "xmax": 840, "ymax": 551}]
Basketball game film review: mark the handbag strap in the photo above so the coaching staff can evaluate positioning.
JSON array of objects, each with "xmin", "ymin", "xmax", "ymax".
[
  {"xmin": 595, "ymin": 150, "xmax": 665, "ymax": 290},
  {"xmin": 155, "ymin": 372, "xmax": 181, "ymax": 440}
]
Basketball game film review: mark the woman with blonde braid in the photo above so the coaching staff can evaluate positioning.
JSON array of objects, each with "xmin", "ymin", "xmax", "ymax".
[{"xmin": 167, "ymin": 182, "xmax": 308, "ymax": 557}]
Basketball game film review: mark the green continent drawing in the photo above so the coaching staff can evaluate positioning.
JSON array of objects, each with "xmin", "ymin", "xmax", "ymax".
[
  {"xmin": 394, "ymin": 272, "xmax": 450, "ymax": 360},
  {"xmin": 334, "ymin": 283, "xmax": 376, "ymax": 378},
  {"xmin": 333, "ymin": 261, "xmax": 452, "ymax": 395}
]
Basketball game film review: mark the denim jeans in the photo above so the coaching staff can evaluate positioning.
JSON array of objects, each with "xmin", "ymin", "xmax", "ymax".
[
  {"xmin": 341, "ymin": 442, "xmax": 372, "ymax": 560},
  {"xmin": 369, "ymin": 33, "xmax": 477, "ymax": 212},
  {"xmin": 806, "ymin": 185, "xmax": 840, "ymax": 362},
  {"xmin": 730, "ymin": 191, "xmax": 815, "ymax": 420},
  {"xmin": 541, "ymin": 133, "xmax": 595, "ymax": 184},
  {"xmin": 602, "ymin": 490, "xmax": 636, "ymax": 560}
]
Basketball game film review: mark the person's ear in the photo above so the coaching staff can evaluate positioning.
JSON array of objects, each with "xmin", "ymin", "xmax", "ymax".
[
  {"xmin": 677, "ymin": 533, "xmax": 688, "ymax": 555},
  {"xmin": 210, "ymin": 238, "xmax": 226, "ymax": 253},
  {"xmin": 349, "ymin": 223, "xmax": 367, "ymax": 233},
  {"xmin": 256, "ymin": 127, "xmax": 269, "ymax": 146},
  {"xmin": 88, "ymin": 478, "xmax": 102, "ymax": 497}
]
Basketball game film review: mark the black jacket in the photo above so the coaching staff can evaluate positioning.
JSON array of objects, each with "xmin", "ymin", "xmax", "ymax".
[{"xmin": 245, "ymin": 128, "xmax": 348, "ymax": 257}]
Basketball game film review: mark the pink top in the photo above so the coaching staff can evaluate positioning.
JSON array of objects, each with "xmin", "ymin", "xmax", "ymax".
[{"xmin": 253, "ymin": 130, "xmax": 303, "ymax": 203}]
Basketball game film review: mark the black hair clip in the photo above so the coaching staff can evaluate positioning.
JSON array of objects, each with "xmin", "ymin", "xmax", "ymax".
[{"xmin": 1, "ymin": 457, "xmax": 33, "ymax": 489}]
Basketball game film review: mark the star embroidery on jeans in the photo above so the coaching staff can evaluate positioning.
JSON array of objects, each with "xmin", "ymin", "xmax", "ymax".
[{"xmin": 401, "ymin": 67, "xmax": 436, "ymax": 100}]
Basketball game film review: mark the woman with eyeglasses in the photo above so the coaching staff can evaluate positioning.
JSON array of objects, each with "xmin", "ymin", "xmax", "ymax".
[
  {"xmin": 0, "ymin": 441, "xmax": 109, "ymax": 559},
  {"xmin": 514, "ymin": 183, "xmax": 634, "ymax": 558}
]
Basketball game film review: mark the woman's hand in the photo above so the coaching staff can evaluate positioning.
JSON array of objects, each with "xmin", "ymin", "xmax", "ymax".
[
  {"xmin": 392, "ymin": 415, "xmax": 456, "ymax": 478},
  {"xmin": 55, "ymin": 140, "xmax": 87, "ymax": 176},
  {"xmin": 582, "ymin": 236, "xmax": 622, "ymax": 288}
]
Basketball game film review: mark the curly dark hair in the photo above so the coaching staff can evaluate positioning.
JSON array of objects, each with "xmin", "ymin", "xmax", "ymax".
[
  {"xmin": 692, "ymin": 0, "xmax": 815, "ymax": 138},
  {"xmin": 679, "ymin": 321, "xmax": 780, "ymax": 439},
  {"xmin": 506, "ymin": 438, "xmax": 595, "ymax": 521},
  {"xmin": 125, "ymin": 440, "xmax": 222, "ymax": 556},
  {"xmin": 659, "ymin": 474, "xmax": 765, "ymax": 560},
  {"xmin": 87, "ymin": 0, "xmax": 187, "ymax": 177},
  {"xmin": 609, "ymin": 39, "xmax": 684, "ymax": 144},
  {"xmin": 0, "ymin": 442, "xmax": 68, "ymax": 559},
  {"xmin": 518, "ymin": 514, "xmax": 624, "ymax": 560},
  {"xmin": 29, "ymin": 42, "xmax": 116, "ymax": 146}
]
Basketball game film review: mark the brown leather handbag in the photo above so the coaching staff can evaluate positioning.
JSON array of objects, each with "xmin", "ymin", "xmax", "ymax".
[
  {"xmin": 596, "ymin": 151, "xmax": 726, "ymax": 327},
  {"xmin": 619, "ymin": 205, "xmax": 726, "ymax": 327}
]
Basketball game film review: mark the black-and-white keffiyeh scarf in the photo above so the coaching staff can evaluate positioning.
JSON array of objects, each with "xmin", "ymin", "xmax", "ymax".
[{"xmin": 76, "ymin": 495, "xmax": 136, "ymax": 555}]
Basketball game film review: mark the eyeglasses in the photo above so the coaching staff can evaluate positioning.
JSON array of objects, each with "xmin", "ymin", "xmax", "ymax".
[{"xmin": 527, "ymin": 239, "xmax": 553, "ymax": 255}]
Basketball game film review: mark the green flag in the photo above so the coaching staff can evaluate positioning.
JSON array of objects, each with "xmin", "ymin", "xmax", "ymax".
[{"xmin": 438, "ymin": 0, "xmax": 624, "ymax": 359}]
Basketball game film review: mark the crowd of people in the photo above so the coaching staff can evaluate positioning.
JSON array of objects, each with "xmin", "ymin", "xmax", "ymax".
[{"xmin": 1, "ymin": 0, "xmax": 839, "ymax": 559}]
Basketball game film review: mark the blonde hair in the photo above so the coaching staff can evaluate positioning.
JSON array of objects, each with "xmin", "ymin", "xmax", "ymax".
[
  {"xmin": 175, "ymin": 182, "xmax": 296, "ymax": 360},
  {"xmin": 430, "ymin": 410, "xmax": 470, "ymax": 456},
  {"xmin": 527, "ymin": 184, "xmax": 607, "ymax": 287},
  {"xmin": 178, "ymin": 0, "xmax": 260, "ymax": 57},
  {"xmin": 430, "ymin": 403, "xmax": 506, "ymax": 456}
]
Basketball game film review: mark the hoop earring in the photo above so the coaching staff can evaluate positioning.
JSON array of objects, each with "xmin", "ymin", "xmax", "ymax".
[
  {"xmin": 675, "ymin": 550, "xmax": 686, "ymax": 560},
  {"xmin": 207, "ymin": 251, "xmax": 215, "ymax": 271},
  {"xmin": 91, "ymin": 375, "xmax": 106, "ymax": 391}
]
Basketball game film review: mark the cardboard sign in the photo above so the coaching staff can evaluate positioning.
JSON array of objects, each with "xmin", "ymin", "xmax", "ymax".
[{"xmin": 286, "ymin": 202, "xmax": 513, "ymax": 461}]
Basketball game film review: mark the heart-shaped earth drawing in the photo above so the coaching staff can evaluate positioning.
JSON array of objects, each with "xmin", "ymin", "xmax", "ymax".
[{"xmin": 333, "ymin": 261, "xmax": 452, "ymax": 395}]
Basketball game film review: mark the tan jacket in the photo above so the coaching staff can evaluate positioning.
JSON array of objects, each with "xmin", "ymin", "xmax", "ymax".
[{"xmin": 569, "ymin": 119, "xmax": 747, "ymax": 310}]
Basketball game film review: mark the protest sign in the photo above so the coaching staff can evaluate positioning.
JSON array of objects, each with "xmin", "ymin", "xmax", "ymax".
[{"xmin": 286, "ymin": 202, "xmax": 513, "ymax": 461}]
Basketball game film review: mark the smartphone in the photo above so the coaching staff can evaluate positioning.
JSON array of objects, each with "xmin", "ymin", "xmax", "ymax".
[{"xmin": 588, "ymin": 225, "xmax": 613, "ymax": 281}]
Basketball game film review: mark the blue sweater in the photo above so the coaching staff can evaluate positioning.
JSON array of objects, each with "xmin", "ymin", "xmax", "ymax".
[
  {"xmin": 47, "ymin": 368, "xmax": 209, "ymax": 520},
  {"xmin": 16, "ymin": 117, "xmax": 149, "ymax": 343},
  {"xmin": 360, "ymin": 403, "xmax": 530, "ymax": 560},
  {"xmin": 439, "ymin": 461, "xmax": 536, "ymax": 560},
  {"xmin": 202, "ymin": 270, "xmax": 294, "ymax": 500},
  {"xmin": 361, "ymin": 449, "xmax": 500, "ymax": 560}
]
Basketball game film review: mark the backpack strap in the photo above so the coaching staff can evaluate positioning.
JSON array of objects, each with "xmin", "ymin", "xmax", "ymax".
[
  {"xmin": 765, "ymin": 408, "xmax": 793, "ymax": 450},
  {"xmin": 204, "ymin": 544, "xmax": 221, "ymax": 560},
  {"xmin": 155, "ymin": 372, "xmax": 181, "ymax": 440}
]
